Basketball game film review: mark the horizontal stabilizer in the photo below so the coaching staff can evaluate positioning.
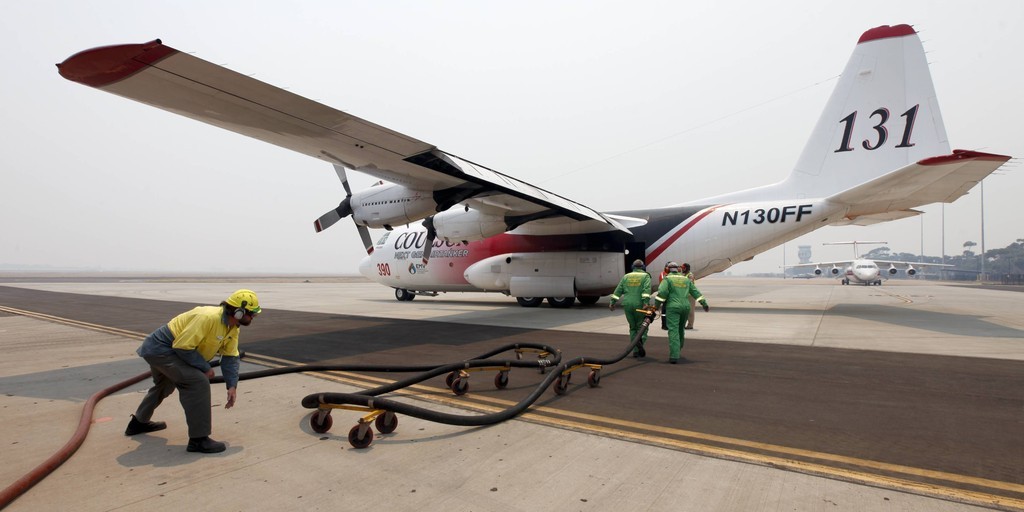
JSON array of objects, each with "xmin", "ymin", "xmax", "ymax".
[{"xmin": 829, "ymin": 150, "xmax": 1010, "ymax": 221}]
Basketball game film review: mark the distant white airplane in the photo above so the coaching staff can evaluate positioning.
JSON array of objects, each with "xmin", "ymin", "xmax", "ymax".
[
  {"xmin": 786, "ymin": 241, "xmax": 951, "ymax": 285},
  {"xmin": 57, "ymin": 24, "xmax": 1009, "ymax": 306}
]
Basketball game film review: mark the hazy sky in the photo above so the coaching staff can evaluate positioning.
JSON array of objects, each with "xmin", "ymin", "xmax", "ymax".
[{"xmin": 2, "ymin": 1, "xmax": 1021, "ymax": 275}]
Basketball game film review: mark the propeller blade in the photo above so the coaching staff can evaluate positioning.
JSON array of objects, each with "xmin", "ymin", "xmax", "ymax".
[
  {"xmin": 421, "ymin": 216, "xmax": 437, "ymax": 264},
  {"xmin": 356, "ymin": 224, "xmax": 374, "ymax": 255},
  {"xmin": 333, "ymin": 164, "xmax": 352, "ymax": 196},
  {"xmin": 318, "ymin": 163, "xmax": 374, "ymax": 255},
  {"xmin": 313, "ymin": 198, "xmax": 352, "ymax": 233}
]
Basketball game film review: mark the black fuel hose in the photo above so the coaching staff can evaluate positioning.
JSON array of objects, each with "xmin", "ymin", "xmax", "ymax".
[
  {"xmin": 300, "ymin": 311, "xmax": 656, "ymax": 427},
  {"xmin": 1, "ymin": 308, "xmax": 656, "ymax": 507},
  {"xmin": 212, "ymin": 341, "xmax": 561, "ymax": 392}
]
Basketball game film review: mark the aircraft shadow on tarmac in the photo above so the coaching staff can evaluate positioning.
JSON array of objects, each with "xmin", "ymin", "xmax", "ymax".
[{"xmin": 0, "ymin": 359, "xmax": 143, "ymax": 402}]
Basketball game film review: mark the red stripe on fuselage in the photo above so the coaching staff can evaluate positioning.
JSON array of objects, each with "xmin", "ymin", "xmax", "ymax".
[{"xmin": 644, "ymin": 205, "xmax": 722, "ymax": 265}]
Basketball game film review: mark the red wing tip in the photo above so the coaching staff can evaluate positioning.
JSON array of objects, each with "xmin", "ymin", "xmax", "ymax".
[
  {"xmin": 313, "ymin": 220, "xmax": 324, "ymax": 233},
  {"xmin": 858, "ymin": 24, "xmax": 916, "ymax": 44},
  {"xmin": 366, "ymin": 247, "xmax": 374, "ymax": 255},
  {"xmin": 56, "ymin": 39, "xmax": 175, "ymax": 88},
  {"xmin": 919, "ymin": 149, "xmax": 1013, "ymax": 166}
]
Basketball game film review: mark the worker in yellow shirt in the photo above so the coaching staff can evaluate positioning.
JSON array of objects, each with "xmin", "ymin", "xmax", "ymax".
[{"xmin": 125, "ymin": 289, "xmax": 260, "ymax": 454}]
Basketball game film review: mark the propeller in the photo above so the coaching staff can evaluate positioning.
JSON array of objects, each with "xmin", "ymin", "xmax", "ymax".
[
  {"xmin": 314, "ymin": 164, "xmax": 374, "ymax": 254},
  {"xmin": 420, "ymin": 215, "xmax": 437, "ymax": 265}
]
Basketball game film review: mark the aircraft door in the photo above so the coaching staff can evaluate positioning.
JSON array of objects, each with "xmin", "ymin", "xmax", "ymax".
[{"xmin": 624, "ymin": 242, "xmax": 647, "ymax": 273}]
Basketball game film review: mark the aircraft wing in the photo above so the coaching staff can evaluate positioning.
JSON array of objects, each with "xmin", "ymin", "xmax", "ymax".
[
  {"xmin": 828, "ymin": 150, "xmax": 1011, "ymax": 226},
  {"xmin": 56, "ymin": 40, "xmax": 627, "ymax": 232},
  {"xmin": 784, "ymin": 260, "xmax": 854, "ymax": 269},
  {"xmin": 871, "ymin": 260, "xmax": 953, "ymax": 268}
]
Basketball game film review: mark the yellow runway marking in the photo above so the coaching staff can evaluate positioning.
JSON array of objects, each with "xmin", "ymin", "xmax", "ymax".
[
  {"xmin": 0, "ymin": 305, "xmax": 145, "ymax": 339},
  {"xmin": 249, "ymin": 353, "xmax": 1024, "ymax": 510},
  {"xmin": 7, "ymin": 308, "xmax": 1022, "ymax": 510},
  {"xmin": 877, "ymin": 288, "xmax": 915, "ymax": 304}
]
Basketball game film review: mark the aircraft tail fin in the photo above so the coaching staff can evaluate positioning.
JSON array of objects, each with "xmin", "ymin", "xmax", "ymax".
[{"xmin": 781, "ymin": 24, "xmax": 950, "ymax": 199}]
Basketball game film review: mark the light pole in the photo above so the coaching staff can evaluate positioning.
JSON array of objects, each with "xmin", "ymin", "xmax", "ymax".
[
  {"xmin": 920, "ymin": 214, "xmax": 924, "ymax": 264},
  {"xmin": 980, "ymin": 180, "xmax": 986, "ymax": 280},
  {"xmin": 941, "ymin": 203, "xmax": 946, "ymax": 280}
]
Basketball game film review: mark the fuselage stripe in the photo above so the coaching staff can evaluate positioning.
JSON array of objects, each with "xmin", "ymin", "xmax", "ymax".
[{"xmin": 644, "ymin": 205, "xmax": 721, "ymax": 264}]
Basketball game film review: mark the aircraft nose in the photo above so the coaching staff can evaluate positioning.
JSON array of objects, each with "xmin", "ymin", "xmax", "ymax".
[{"xmin": 358, "ymin": 255, "xmax": 374, "ymax": 280}]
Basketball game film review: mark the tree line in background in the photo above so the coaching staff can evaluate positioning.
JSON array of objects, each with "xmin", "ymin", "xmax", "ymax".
[{"xmin": 864, "ymin": 238, "xmax": 1024, "ymax": 282}]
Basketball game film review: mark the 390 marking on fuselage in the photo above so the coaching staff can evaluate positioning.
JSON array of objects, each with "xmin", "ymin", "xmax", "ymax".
[{"xmin": 722, "ymin": 204, "xmax": 813, "ymax": 226}]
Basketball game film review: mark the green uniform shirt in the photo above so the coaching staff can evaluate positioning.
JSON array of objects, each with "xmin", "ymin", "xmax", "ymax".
[
  {"xmin": 610, "ymin": 270, "xmax": 652, "ymax": 307},
  {"xmin": 655, "ymin": 272, "xmax": 704, "ymax": 309}
]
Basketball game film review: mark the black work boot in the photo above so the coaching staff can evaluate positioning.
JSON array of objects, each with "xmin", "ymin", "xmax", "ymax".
[
  {"xmin": 187, "ymin": 436, "xmax": 226, "ymax": 454},
  {"xmin": 124, "ymin": 414, "xmax": 167, "ymax": 436}
]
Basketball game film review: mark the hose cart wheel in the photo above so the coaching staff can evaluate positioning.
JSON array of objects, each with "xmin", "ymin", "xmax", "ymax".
[
  {"xmin": 587, "ymin": 370, "xmax": 601, "ymax": 388},
  {"xmin": 494, "ymin": 371, "xmax": 509, "ymax": 389},
  {"xmin": 310, "ymin": 412, "xmax": 333, "ymax": 434},
  {"xmin": 451, "ymin": 377, "xmax": 469, "ymax": 396},
  {"xmin": 553, "ymin": 374, "xmax": 570, "ymax": 395},
  {"xmin": 374, "ymin": 412, "xmax": 398, "ymax": 434},
  {"xmin": 348, "ymin": 424, "xmax": 374, "ymax": 449}
]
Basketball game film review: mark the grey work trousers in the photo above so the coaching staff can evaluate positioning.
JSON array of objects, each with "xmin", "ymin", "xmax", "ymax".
[{"xmin": 135, "ymin": 354, "xmax": 212, "ymax": 439}]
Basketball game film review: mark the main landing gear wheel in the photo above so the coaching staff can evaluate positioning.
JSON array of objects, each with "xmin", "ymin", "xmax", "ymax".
[
  {"xmin": 348, "ymin": 424, "xmax": 374, "ymax": 449},
  {"xmin": 587, "ymin": 370, "xmax": 601, "ymax": 388},
  {"xmin": 547, "ymin": 296, "xmax": 575, "ymax": 308},
  {"xmin": 374, "ymin": 412, "xmax": 398, "ymax": 434},
  {"xmin": 516, "ymin": 297, "xmax": 543, "ymax": 307},
  {"xmin": 577, "ymin": 295, "xmax": 600, "ymax": 306},
  {"xmin": 395, "ymin": 288, "xmax": 415, "ymax": 301},
  {"xmin": 494, "ymin": 371, "xmax": 509, "ymax": 389},
  {"xmin": 310, "ymin": 412, "xmax": 333, "ymax": 434}
]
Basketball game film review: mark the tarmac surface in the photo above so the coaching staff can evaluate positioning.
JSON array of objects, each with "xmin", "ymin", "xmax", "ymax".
[{"xmin": 0, "ymin": 276, "xmax": 1021, "ymax": 511}]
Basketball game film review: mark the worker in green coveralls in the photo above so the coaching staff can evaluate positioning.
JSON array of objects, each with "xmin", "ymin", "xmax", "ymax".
[
  {"xmin": 609, "ymin": 259, "xmax": 652, "ymax": 357},
  {"xmin": 654, "ymin": 262, "xmax": 709, "ymax": 363}
]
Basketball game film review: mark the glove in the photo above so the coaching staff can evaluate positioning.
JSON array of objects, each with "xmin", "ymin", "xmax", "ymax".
[
  {"xmin": 608, "ymin": 302, "xmax": 616, "ymax": 311},
  {"xmin": 700, "ymin": 300, "xmax": 710, "ymax": 312}
]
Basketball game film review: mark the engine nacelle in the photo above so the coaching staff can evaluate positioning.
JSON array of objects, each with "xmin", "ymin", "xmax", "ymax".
[
  {"xmin": 907, "ymin": 266, "xmax": 917, "ymax": 276},
  {"xmin": 432, "ymin": 208, "xmax": 507, "ymax": 243},
  {"xmin": 463, "ymin": 252, "xmax": 623, "ymax": 296},
  {"xmin": 888, "ymin": 265, "xmax": 898, "ymax": 275},
  {"xmin": 351, "ymin": 183, "xmax": 438, "ymax": 229},
  {"xmin": 830, "ymin": 266, "xmax": 841, "ymax": 275},
  {"xmin": 813, "ymin": 267, "xmax": 823, "ymax": 275}
]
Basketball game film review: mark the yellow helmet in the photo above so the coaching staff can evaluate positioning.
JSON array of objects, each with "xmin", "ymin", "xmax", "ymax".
[{"xmin": 225, "ymin": 289, "xmax": 261, "ymax": 315}]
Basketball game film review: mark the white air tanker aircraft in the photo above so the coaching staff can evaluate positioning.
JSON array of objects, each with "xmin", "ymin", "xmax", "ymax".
[
  {"xmin": 58, "ymin": 25, "xmax": 1010, "ymax": 307},
  {"xmin": 786, "ymin": 241, "xmax": 952, "ymax": 286}
]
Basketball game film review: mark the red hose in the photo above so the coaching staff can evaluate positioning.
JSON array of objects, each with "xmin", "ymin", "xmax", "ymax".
[{"xmin": 0, "ymin": 370, "xmax": 152, "ymax": 510}]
